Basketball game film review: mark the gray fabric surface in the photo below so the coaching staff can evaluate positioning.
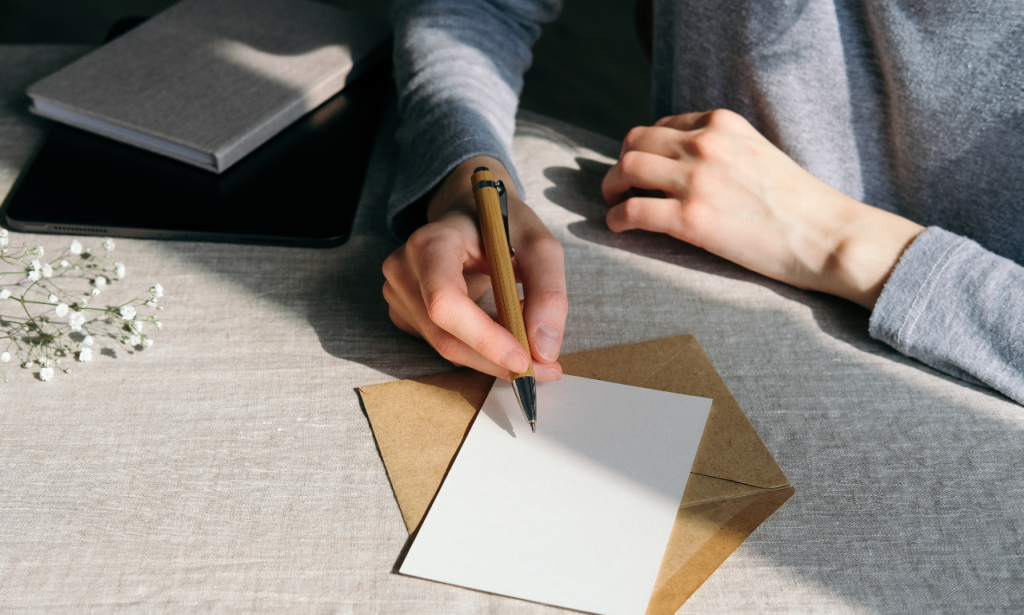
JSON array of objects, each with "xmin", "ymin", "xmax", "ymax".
[
  {"xmin": 386, "ymin": 0, "xmax": 1024, "ymax": 405},
  {"xmin": 2, "ymin": 46, "xmax": 1023, "ymax": 614}
]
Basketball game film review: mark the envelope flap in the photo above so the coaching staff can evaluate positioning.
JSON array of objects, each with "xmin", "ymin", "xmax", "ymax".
[
  {"xmin": 359, "ymin": 369, "xmax": 494, "ymax": 532},
  {"xmin": 558, "ymin": 335, "xmax": 790, "ymax": 489}
]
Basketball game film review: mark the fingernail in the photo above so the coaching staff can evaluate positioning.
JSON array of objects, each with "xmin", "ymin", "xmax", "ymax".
[
  {"xmin": 534, "ymin": 325, "xmax": 562, "ymax": 362},
  {"xmin": 500, "ymin": 350, "xmax": 529, "ymax": 373}
]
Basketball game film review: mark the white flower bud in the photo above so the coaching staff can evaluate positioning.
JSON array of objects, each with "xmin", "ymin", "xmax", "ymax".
[
  {"xmin": 114, "ymin": 262, "xmax": 126, "ymax": 279},
  {"xmin": 102, "ymin": 238, "xmax": 115, "ymax": 251},
  {"xmin": 151, "ymin": 283, "xmax": 163, "ymax": 298},
  {"xmin": 141, "ymin": 337, "xmax": 153, "ymax": 349},
  {"xmin": 0, "ymin": 289, "xmax": 10, "ymax": 300},
  {"xmin": 0, "ymin": 352, "xmax": 9, "ymax": 363},
  {"xmin": 90, "ymin": 288, "xmax": 100, "ymax": 297},
  {"xmin": 69, "ymin": 240, "xmax": 82, "ymax": 255},
  {"xmin": 59, "ymin": 259, "xmax": 69, "ymax": 268},
  {"xmin": 83, "ymin": 336, "xmax": 94, "ymax": 346},
  {"xmin": 93, "ymin": 276, "xmax": 107, "ymax": 287},
  {"xmin": 48, "ymin": 294, "xmax": 58, "ymax": 304},
  {"xmin": 78, "ymin": 348, "xmax": 93, "ymax": 362},
  {"xmin": 32, "ymin": 245, "xmax": 44, "ymax": 256}
]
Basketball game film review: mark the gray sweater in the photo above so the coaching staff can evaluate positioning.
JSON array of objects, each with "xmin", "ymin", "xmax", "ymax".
[{"xmin": 387, "ymin": 0, "xmax": 1024, "ymax": 404}]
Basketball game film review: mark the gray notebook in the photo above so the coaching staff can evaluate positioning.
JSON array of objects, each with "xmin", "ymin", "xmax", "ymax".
[{"xmin": 26, "ymin": 0, "xmax": 390, "ymax": 173}]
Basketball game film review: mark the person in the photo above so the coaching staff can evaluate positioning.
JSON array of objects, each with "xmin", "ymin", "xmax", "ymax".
[{"xmin": 381, "ymin": 0, "xmax": 1024, "ymax": 404}]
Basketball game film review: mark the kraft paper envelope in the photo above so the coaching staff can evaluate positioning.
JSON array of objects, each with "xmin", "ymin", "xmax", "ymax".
[{"xmin": 358, "ymin": 335, "xmax": 794, "ymax": 615}]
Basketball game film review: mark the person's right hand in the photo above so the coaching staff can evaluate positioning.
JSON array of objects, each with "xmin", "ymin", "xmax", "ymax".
[{"xmin": 383, "ymin": 155, "xmax": 566, "ymax": 381}]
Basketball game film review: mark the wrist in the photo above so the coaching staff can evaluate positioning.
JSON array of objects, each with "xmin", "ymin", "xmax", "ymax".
[
  {"xmin": 821, "ymin": 200, "xmax": 925, "ymax": 310},
  {"xmin": 427, "ymin": 156, "xmax": 519, "ymax": 223}
]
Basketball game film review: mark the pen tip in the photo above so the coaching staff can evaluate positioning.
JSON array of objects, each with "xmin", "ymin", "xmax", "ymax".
[{"xmin": 529, "ymin": 421, "xmax": 536, "ymax": 433}]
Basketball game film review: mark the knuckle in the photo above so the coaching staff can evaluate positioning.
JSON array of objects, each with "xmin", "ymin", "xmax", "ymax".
[
  {"xmin": 430, "ymin": 331, "xmax": 461, "ymax": 362},
  {"xmin": 405, "ymin": 227, "xmax": 433, "ymax": 254},
  {"xmin": 622, "ymin": 126, "xmax": 647, "ymax": 151},
  {"xmin": 529, "ymin": 234, "xmax": 564, "ymax": 260},
  {"xmin": 423, "ymin": 289, "xmax": 458, "ymax": 326},
  {"xmin": 534, "ymin": 288, "xmax": 569, "ymax": 316},
  {"xmin": 687, "ymin": 131, "xmax": 721, "ymax": 159},
  {"xmin": 706, "ymin": 108, "xmax": 740, "ymax": 127},
  {"xmin": 619, "ymin": 150, "xmax": 646, "ymax": 175},
  {"xmin": 381, "ymin": 252, "xmax": 401, "ymax": 279},
  {"xmin": 620, "ymin": 197, "xmax": 645, "ymax": 222}
]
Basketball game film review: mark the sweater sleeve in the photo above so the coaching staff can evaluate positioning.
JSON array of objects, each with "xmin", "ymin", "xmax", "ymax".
[
  {"xmin": 869, "ymin": 227, "xmax": 1024, "ymax": 404},
  {"xmin": 387, "ymin": 0, "xmax": 562, "ymax": 239}
]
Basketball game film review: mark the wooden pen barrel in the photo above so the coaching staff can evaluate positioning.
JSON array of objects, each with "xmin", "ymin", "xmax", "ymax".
[{"xmin": 471, "ymin": 167, "xmax": 535, "ymax": 381}]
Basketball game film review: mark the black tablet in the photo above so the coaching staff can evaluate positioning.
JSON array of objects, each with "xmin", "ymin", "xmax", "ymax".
[{"xmin": 2, "ymin": 22, "xmax": 390, "ymax": 248}]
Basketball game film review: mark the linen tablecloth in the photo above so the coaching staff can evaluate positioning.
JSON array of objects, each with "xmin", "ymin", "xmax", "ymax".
[{"xmin": 1, "ymin": 46, "xmax": 1021, "ymax": 614}]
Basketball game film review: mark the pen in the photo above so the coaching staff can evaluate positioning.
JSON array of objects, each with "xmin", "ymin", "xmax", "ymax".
[{"xmin": 470, "ymin": 166, "xmax": 537, "ymax": 432}]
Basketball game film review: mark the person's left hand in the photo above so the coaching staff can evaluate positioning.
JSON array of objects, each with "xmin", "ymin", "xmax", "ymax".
[{"xmin": 601, "ymin": 109, "xmax": 924, "ymax": 309}]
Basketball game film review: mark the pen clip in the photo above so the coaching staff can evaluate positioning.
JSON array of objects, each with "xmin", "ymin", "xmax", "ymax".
[{"xmin": 496, "ymin": 180, "xmax": 515, "ymax": 258}]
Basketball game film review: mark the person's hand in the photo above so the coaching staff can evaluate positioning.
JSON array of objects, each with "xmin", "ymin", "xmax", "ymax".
[
  {"xmin": 602, "ymin": 109, "xmax": 925, "ymax": 309},
  {"xmin": 383, "ymin": 155, "xmax": 566, "ymax": 381}
]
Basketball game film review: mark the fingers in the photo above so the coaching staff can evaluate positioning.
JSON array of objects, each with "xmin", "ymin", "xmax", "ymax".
[
  {"xmin": 620, "ymin": 125, "xmax": 691, "ymax": 160},
  {"xmin": 383, "ymin": 206, "xmax": 566, "ymax": 382},
  {"xmin": 606, "ymin": 197, "xmax": 689, "ymax": 237},
  {"xmin": 602, "ymin": 150, "xmax": 686, "ymax": 205},
  {"xmin": 516, "ymin": 233, "xmax": 568, "ymax": 364},
  {"xmin": 655, "ymin": 108, "xmax": 746, "ymax": 132}
]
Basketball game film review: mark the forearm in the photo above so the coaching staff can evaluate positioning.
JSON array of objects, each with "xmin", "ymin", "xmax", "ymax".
[{"xmin": 387, "ymin": 0, "xmax": 561, "ymax": 236}]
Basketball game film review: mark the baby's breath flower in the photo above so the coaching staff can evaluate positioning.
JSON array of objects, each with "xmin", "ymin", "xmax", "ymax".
[
  {"xmin": 38, "ymin": 357, "xmax": 50, "ymax": 367},
  {"xmin": 41, "ymin": 264, "xmax": 53, "ymax": 278},
  {"xmin": 55, "ymin": 303, "xmax": 69, "ymax": 318},
  {"xmin": 145, "ymin": 299, "xmax": 157, "ymax": 307},
  {"xmin": 90, "ymin": 288, "xmax": 100, "ymax": 297},
  {"xmin": 141, "ymin": 337, "xmax": 153, "ymax": 349},
  {"xmin": 69, "ymin": 240, "xmax": 82, "ymax": 255},
  {"xmin": 93, "ymin": 276, "xmax": 107, "ymax": 288},
  {"xmin": 127, "ymin": 320, "xmax": 142, "ymax": 334},
  {"xmin": 102, "ymin": 238, "xmax": 115, "ymax": 251},
  {"xmin": 21, "ymin": 362, "xmax": 32, "ymax": 369},
  {"xmin": 78, "ymin": 348, "xmax": 92, "ymax": 362},
  {"xmin": 31, "ymin": 245, "xmax": 44, "ymax": 256},
  {"xmin": 0, "ymin": 289, "xmax": 9, "ymax": 300},
  {"xmin": 120, "ymin": 305, "xmax": 136, "ymax": 321},
  {"xmin": 68, "ymin": 311, "xmax": 85, "ymax": 331},
  {"xmin": 0, "ymin": 352, "xmax": 9, "ymax": 363},
  {"xmin": 127, "ymin": 334, "xmax": 141, "ymax": 346},
  {"xmin": 114, "ymin": 262, "xmax": 126, "ymax": 279},
  {"xmin": 0, "ymin": 229, "xmax": 7, "ymax": 248},
  {"xmin": 39, "ymin": 366, "xmax": 54, "ymax": 381},
  {"xmin": 151, "ymin": 283, "xmax": 163, "ymax": 298},
  {"xmin": 48, "ymin": 294, "xmax": 58, "ymax": 304},
  {"xmin": 59, "ymin": 259, "xmax": 69, "ymax": 268},
  {"xmin": 83, "ymin": 335, "xmax": 94, "ymax": 346},
  {"xmin": 27, "ymin": 270, "xmax": 41, "ymax": 282},
  {"xmin": 30, "ymin": 260, "xmax": 41, "ymax": 271},
  {"xmin": 153, "ymin": 321, "xmax": 162, "ymax": 330}
]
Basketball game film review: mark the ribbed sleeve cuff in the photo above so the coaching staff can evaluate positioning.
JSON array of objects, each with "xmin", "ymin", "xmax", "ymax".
[{"xmin": 869, "ymin": 226, "xmax": 1024, "ymax": 403}]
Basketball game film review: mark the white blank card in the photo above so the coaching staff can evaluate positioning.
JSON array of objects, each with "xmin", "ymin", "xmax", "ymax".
[{"xmin": 399, "ymin": 375, "xmax": 712, "ymax": 615}]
